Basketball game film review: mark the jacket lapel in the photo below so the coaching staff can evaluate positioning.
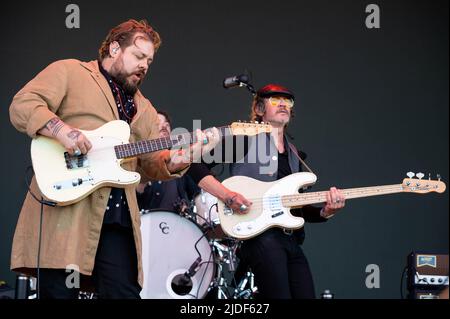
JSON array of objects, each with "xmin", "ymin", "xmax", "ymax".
[
  {"xmin": 80, "ymin": 60, "xmax": 119, "ymax": 119},
  {"xmin": 131, "ymin": 91, "xmax": 145, "ymax": 125}
]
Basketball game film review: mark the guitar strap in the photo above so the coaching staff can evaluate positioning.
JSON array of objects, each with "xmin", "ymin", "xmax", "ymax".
[{"xmin": 287, "ymin": 142, "xmax": 315, "ymax": 174}]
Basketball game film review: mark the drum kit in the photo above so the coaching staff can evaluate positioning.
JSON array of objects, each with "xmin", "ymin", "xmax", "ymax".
[
  {"xmin": 14, "ymin": 190, "xmax": 256, "ymax": 300},
  {"xmin": 139, "ymin": 190, "xmax": 258, "ymax": 299}
]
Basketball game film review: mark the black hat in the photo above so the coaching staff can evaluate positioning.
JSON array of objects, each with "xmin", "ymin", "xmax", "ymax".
[{"xmin": 257, "ymin": 84, "xmax": 295, "ymax": 100}]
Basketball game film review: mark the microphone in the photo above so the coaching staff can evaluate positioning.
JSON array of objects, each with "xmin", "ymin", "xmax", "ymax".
[
  {"xmin": 223, "ymin": 74, "xmax": 249, "ymax": 89},
  {"xmin": 179, "ymin": 257, "xmax": 202, "ymax": 285}
]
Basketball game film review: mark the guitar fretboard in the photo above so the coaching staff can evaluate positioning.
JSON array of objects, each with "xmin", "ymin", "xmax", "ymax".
[
  {"xmin": 114, "ymin": 126, "xmax": 231, "ymax": 159},
  {"xmin": 282, "ymin": 184, "xmax": 405, "ymax": 207}
]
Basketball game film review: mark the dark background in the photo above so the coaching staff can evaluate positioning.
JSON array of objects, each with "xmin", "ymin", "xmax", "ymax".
[{"xmin": 0, "ymin": 0, "xmax": 448, "ymax": 299}]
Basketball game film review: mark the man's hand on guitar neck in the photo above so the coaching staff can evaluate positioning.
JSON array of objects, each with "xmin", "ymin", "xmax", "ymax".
[
  {"xmin": 167, "ymin": 128, "xmax": 220, "ymax": 173},
  {"xmin": 321, "ymin": 187, "xmax": 346, "ymax": 218},
  {"xmin": 39, "ymin": 117, "xmax": 92, "ymax": 156}
]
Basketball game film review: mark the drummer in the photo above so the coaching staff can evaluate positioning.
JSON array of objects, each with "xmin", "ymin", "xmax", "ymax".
[{"xmin": 136, "ymin": 110, "xmax": 200, "ymax": 213}]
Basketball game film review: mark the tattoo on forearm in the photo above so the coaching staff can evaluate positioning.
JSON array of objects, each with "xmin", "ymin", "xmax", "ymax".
[
  {"xmin": 67, "ymin": 130, "xmax": 81, "ymax": 141},
  {"xmin": 52, "ymin": 122, "xmax": 65, "ymax": 137},
  {"xmin": 45, "ymin": 117, "xmax": 65, "ymax": 137},
  {"xmin": 45, "ymin": 117, "xmax": 60, "ymax": 130}
]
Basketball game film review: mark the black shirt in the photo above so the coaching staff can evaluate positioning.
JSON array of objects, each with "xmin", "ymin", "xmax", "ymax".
[
  {"xmin": 277, "ymin": 149, "xmax": 292, "ymax": 179},
  {"xmin": 98, "ymin": 62, "xmax": 136, "ymax": 227},
  {"xmin": 276, "ymin": 150, "xmax": 327, "ymax": 223},
  {"xmin": 136, "ymin": 175, "xmax": 200, "ymax": 213}
]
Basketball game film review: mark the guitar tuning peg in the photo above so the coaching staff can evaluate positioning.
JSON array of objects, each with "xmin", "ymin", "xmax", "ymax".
[
  {"xmin": 406, "ymin": 172, "xmax": 415, "ymax": 178},
  {"xmin": 416, "ymin": 172, "xmax": 424, "ymax": 180},
  {"xmin": 255, "ymin": 121, "xmax": 259, "ymax": 124},
  {"xmin": 437, "ymin": 174, "xmax": 441, "ymax": 181}
]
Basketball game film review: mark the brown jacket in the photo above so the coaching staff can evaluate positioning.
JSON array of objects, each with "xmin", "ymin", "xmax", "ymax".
[{"xmin": 9, "ymin": 59, "xmax": 186, "ymax": 287}]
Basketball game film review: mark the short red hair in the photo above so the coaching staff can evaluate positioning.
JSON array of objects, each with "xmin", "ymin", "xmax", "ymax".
[{"xmin": 98, "ymin": 19, "xmax": 161, "ymax": 62}]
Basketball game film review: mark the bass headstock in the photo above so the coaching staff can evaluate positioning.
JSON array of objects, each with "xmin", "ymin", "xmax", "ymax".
[
  {"xmin": 229, "ymin": 121, "xmax": 272, "ymax": 136},
  {"xmin": 402, "ymin": 172, "xmax": 446, "ymax": 194}
]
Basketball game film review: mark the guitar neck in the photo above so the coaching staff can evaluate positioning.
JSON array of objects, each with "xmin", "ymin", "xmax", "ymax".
[
  {"xmin": 282, "ymin": 184, "xmax": 405, "ymax": 207},
  {"xmin": 114, "ymin": 126, "xmax": 231, "ymax": 159}
]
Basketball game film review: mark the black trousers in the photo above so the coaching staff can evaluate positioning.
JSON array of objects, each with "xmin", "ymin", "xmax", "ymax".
[
  {"xmin": 39, "ymin": 224, "xmax": 141, "ymax": 299},
  {"xmin": 237, "ymin": 229, "xmax": 316, "ymax": 299}
]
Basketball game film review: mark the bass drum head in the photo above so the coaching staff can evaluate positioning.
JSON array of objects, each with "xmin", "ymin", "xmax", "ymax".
[{"xmin": 140, "ymin": 210, "xmax": 215, "ymax": 299}]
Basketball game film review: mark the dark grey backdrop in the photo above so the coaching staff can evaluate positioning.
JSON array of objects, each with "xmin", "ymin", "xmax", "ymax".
[{"xmin": 0, "ymin": 0, "xmax": 448, "ymax": 299}]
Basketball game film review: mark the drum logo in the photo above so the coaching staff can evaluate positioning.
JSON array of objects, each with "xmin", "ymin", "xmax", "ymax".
[{"xmin": 159, "ymin": 222, "xmax": 170, "ymax": 234}]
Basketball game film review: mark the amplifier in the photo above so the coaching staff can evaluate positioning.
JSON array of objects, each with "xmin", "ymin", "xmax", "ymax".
[
  {"xmin": 408, "ymin": 287, "xmax": 448, "ymax": 299},
  {"xmin": 407, "ymin": 252, "xmax": 449, "ymax": 289}
]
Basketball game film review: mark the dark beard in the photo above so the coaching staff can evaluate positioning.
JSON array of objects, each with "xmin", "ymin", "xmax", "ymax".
[
  {"xmin": 109, "ymin": 59, "xmax": 144, "ymax": 95},
  {"xmin": 111, "ymin": 71, "xmax": 142, "ymax": 95}
]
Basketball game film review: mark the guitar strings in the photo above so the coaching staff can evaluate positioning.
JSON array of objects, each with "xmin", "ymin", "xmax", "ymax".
[
  {"xmin": 222, "ymin": 185, "xmax": 404, "ymax": 203},
  {"xmin": 222, "ymin": 185, "xmax": 407, "ymax": 210}
]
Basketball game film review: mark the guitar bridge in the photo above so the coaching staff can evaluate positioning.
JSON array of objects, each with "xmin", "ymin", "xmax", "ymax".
[{"xmin": 224, "ymin": 206, "xmax": 234, "ymax": 215}]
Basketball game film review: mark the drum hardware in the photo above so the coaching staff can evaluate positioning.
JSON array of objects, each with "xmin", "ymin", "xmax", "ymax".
[
  {"xmin": 211, "ymin": 239, "xmax": 240, "ymax": 272},
  {"xmin": 205, "ymin": 238, "xmax": 258, "ymax": 299},
  {"xmin": 204, "ymin": 240, "xmax": 227, "ymax": 299},
  {"xmin": 192, "ymin": 198, "xmax": 257, "ymax": 299},
  {"xmin": 194, "ymin": 191, "xmax": 226, "ymax": 239},
  {"xmin": 208, "ymin": 261, "xmax": 231, "ymax": 299},
  {"xmin": 194, "ymin": 212, "xmax": 216, "ymax": 233},
  {"xmin": 173, "ymin": 198, "xmax": 191, "ymax": 216},
  {"xmin": 207, "ymin": 239, "xmax": 237, "ymax": 299},
  {"xmin": 232, "ymin": 271, "xmax": 258, "ymax": 299},
  {"xmin": 78, "ymin": 291, "xmax": 97, "ymax": 299}
]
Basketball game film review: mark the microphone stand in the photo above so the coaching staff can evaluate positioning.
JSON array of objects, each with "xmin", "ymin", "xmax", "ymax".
[{"xmin": 236, "ymin": 81, "xmax": 256, "ymax": 96}]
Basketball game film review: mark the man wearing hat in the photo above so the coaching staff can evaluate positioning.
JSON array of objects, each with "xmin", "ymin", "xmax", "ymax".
[{"xmin": 188, "ymin": 84, "xmax": 345, "ymax": 298}]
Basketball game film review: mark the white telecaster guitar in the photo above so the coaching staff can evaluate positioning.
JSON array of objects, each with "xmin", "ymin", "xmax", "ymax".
[
  {"xmin": 31, "ymin": 120, "xmax": 271, "ymax": 206},
  {"xmin": 217, "ymin": 172, "xmax": 446, "ymax": 239}
]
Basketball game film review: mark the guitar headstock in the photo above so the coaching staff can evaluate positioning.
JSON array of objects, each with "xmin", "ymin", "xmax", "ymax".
[
  {"xmin": 229, "ymin": 121, "xmax": 272, "ymax": 136},
  {"xmin": 402, "ymin": 172, "xmax": 446, "ymax": 194}
]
